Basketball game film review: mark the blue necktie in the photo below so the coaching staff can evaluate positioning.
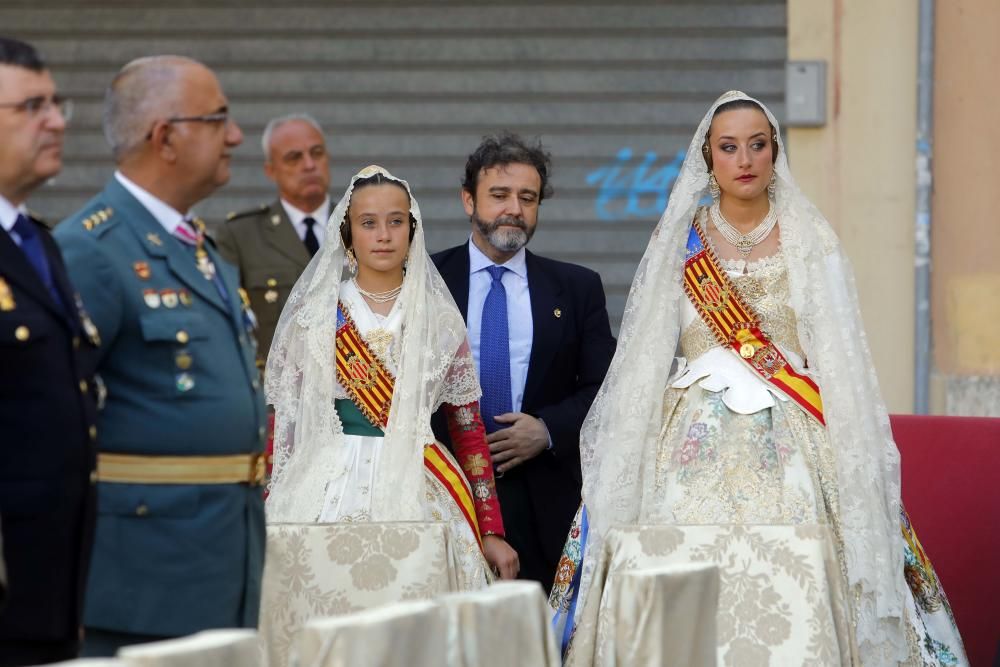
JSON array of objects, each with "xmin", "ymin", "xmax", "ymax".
[
  {"xmin": 479, "ymin": 265, "xmax": 513, "ymax": 434},
  {"xmin": 12, "ymin": 214, "xmax": 63, "ymax": 307}
]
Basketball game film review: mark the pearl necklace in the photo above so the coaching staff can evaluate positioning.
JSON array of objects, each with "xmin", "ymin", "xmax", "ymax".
[
  {"xmin": 353, "ymin": 277, "xmax": 402, "ymax": 303},
  {"xmin": 709, "ymin": 201, "xmax": 778, "ymax": 257}
]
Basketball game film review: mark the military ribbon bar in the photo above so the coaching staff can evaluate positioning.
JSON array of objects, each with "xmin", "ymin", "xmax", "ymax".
[{"xmin": 683, "ymin": 222, "xmax": 825, "ymax": 425}]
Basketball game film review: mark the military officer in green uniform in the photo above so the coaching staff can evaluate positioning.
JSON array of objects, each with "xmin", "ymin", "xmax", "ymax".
[
  {"xmin": 212, "ymin": 113, "xmax": 332, "ymax": 367},
  {"xmin": 54, "ymin": 55, "xmax": 266, "ymax": 656}
]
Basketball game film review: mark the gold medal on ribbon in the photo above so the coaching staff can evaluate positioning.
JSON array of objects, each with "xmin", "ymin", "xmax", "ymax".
[{"xmin": 0, "ymin": 278, "xmax": 16, "ymax": 311}]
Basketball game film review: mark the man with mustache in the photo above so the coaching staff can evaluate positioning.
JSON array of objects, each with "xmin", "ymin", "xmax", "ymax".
[
  {"xmin": 0, "ymin": 35, "xmax": 98, "ymax": 667},
  {"xmin": 54, "ymin": 55, "xmax": 266, "ymax": 655},
  {"xmin": 432, "ymin": 132, "xmax": 616, "ymax": 590},
  {"xmin": 212, "ymin": 113, "xmax": 333, "ymax": 368}
]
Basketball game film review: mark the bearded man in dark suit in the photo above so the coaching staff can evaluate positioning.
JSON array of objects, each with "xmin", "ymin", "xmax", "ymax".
[{"xmin": 432, "ymin": 132, "xmax": 616, "ymax": 591}]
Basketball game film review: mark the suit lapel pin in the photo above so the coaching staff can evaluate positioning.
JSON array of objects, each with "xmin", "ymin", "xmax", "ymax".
[
  {"xmin": 270, "ymin": 214, "xmax": 281, "ymax": 226},
  {"xmin": 143, "ymin": 289, "xmax": 161, "ymax": 309},
  {"xmin": 133, "ymin": 261, "xmax": 151, "ymax": 280},
  {"xmin": 0, "ymin": 277, "xmax": 16, "ymax": 311},
  {"xmin": 146, "ymin": 232, "xmax": 163, "ymax": 247},
  {"xmin": 553, "ymin": 307, "xmax": 562, "ymax": 318}
]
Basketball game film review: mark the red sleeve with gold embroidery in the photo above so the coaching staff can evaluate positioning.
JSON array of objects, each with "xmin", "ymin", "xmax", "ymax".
[{"xmin": 444, "ymin": 402, "xmax": 505, "ymax": 538}]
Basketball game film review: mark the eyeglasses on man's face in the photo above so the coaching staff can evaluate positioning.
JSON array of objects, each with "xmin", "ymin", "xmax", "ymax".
[
  {"xmin": 146, "ymin": 111, "xmax": 231, "ymax": 140},
  {"xmin": 0, "ymin": 94, "xmax": 73, "ymax": 122}
]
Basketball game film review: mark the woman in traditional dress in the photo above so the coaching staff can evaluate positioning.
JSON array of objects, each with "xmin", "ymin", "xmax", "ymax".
[
  {"xmin": 264, "ymin": 165, "xmax": 518, "ymax": 589},
  {"xmin": 549, "ymin": 92, "xmax": 966, "ymax": 666}
]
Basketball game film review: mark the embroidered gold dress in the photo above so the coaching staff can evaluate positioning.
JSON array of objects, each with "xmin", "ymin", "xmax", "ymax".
[{"xmin": 551, "ymin": 215, "xmax": 967, "ymax": 666}]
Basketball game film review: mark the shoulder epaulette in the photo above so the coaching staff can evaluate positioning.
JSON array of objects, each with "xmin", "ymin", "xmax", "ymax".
[
  {"xmin": 226, "ymin": 203, "xmax": 270, "ymax": 221},
  {"xmin": 80, "ymin": 206, "xmax": 116, "ymax": 234}
]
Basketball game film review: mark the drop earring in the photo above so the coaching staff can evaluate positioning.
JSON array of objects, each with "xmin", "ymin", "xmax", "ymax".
[
  {"xmin": 767, "ymin": 172, "xmax": 777, "ymax": 200},
  {"xmin": 346, "ymin": 248, "xmax": 358, "ymax": 273},
  {"xmin": 709, "ymin": 173, "xmax": 721, "ymax": 200}
]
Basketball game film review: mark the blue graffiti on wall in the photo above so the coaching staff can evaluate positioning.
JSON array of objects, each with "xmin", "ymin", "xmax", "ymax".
[{"xmin": 587, "ymin": 148, "xmax": 688, "ymax": 221}]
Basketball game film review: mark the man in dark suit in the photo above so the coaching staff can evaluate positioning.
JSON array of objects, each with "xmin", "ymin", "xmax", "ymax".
[
  {"xmin": 212, "ymin": 113, "xmax": 332, "ymax": 368},
  {"xmin": 55, "ymin": 55, "xmax": 266, "ymax": 656},
  {"xmin": 432, "ymin": 132, "xmax": 616, "ymax": 591},
  {"xmin": 0, "ymin": 36, "xmax": 99, "ymax": 666}
]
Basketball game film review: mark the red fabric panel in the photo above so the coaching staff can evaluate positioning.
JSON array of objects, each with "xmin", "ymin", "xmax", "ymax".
[
  {"xmin": 892, "ymin": 414, "xmax": 1000, "ymax": 666},
  {"xmin": 443, "ymin": 402, "xmax": 505, "ymax": 538}
]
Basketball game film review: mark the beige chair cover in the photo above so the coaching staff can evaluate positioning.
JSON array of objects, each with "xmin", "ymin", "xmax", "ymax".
[
  {"xmin": 567, "ymin": 525, "xmax": 852, "ymax": 667},
  {"xmin": 297, "ymin": 599, "xmax": 448, "ymax": 667},
  {"xmin": 438, "ymin": 580, "xmax": 560, "ymax": 667},
  {"xmin": 604, "ymin": 563, "xmax": 719, "ymax": 667},
  {"xmin": 259, "ymin": 521, "xmax": 458, "ymax": 667},
  {"xmin": 115, "ymin": 629, "xmax": 259, "ymax": 667}
]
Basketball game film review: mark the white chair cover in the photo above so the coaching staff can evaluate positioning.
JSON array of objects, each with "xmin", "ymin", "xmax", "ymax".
[
  {"xmin": 42, "ymin": 660, "xmax": 124, "ymax": 666},
  {"xmin": 115, "ymin": 629, "xmax": 259, "ymax": 667},
  {"xmin": 259, "ymin": 521, "xmax": 458, "ymax": 667},
  {"xmin": 604, "ymin": 563, "xmax": 719, "ymax": 667},
  {"xmin": 567, "ymin": 525, "xmax": 852, "ymax": 667},
  {"xmin": 297, "ymin": 599, "xmax": 448, "ymax": 667},
  {"xmin": 438, "ymin": 581, "xmax": 560, "ymax": 667}
]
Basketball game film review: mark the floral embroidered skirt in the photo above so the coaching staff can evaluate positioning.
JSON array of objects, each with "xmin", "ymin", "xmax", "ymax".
[
  {"xmin": 549, "ymin": 385, "xmax": 968, "ymax": 665},
  {"xmin": 318, "ymin": 433, "xmax": 492, "ymax": 592}
]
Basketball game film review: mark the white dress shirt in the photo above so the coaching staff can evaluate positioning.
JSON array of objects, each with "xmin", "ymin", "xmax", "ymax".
[
  {"xmin": 0, "ymin": 194, "xmax": 29, "ymax": 246},
  {"xmin": 115, "ymin": 171, "xmax": 188, "ymax": 235},
  {"xmin": 281, "ymin": 197, "xmax": 330, "ymax": 248},
  {"xmin": 467, "ymin": 237, "xmax": 533, "ymax": 412}
]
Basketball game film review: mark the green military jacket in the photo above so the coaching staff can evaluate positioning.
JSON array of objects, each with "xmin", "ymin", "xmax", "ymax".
[
  {"xmin": 54, "ymin": 178, "xmax": 266, "ymax": 636},
  {"xmin": 210, "ymin": 200, "xmax": 315, "ymax": 368}
]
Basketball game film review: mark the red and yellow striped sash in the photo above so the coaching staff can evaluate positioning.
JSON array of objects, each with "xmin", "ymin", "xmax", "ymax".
[
  {"xmin": 683, "ymin": 222, "xmax": 825, "ymax": 425},
  {"xmin": 335, "ymin": 304, "xmax": 395, "ymax": 429},
  {"xmin": 335, "ymin": 303, "xmax": 483, "ymax": 550},
  {"xmin": 424, "ymin": 442, "xmax": 483, "ymax": 551}
]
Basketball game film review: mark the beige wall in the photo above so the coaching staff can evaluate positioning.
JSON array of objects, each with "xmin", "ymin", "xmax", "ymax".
[
  {"xmin": 787, "ymin": 0, "xmax": 918, "ymax": 413},
  {"xmin": 931, "ymin": 0, "xmax": 1000, "ymax": 415}
]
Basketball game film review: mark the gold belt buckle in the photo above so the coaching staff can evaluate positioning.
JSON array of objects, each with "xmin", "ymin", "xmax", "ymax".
[{"xmin": 250, "ymin": 453, "xmax": 267, "ymax": 486}]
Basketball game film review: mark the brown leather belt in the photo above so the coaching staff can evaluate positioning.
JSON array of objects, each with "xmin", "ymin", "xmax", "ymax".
[{"xmin": 96, "ymin": 453, "xmax": 267, "ymax": 486}]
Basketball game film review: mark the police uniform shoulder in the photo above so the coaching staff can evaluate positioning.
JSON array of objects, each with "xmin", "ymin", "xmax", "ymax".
[
  {"xmin": 225, "ymin": 202, "xmax": 271, "ymax": 223},
  {"xmin": 73, "ymin": 205, "xmax": 118, "ymax": 238}
]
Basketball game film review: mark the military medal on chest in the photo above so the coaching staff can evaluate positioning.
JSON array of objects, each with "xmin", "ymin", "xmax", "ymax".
[
  {"xmin": 195, "ymin": 247, "xmax": 216, "ymax": 281},
  {"xmin": 0, "ymin": 277, "xmax": 16, "ymax": 311},
  {"xmin": 74, "ymin": 293, "xmax": 101, "ymax": 345},
  {"xmin": 264, "ymin": 278, "xmax": 279, "ymax": 304},
  {"xmin": 189, "ymin": 218, "xmax": 216, "ymax": 281}
]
